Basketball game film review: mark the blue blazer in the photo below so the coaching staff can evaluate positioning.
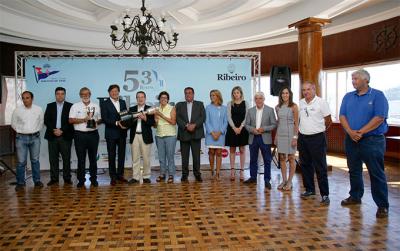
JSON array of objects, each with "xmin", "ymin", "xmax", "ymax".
[{"xmin": 101, "ymin": 98, "xmax": 128, "ymax": 140}]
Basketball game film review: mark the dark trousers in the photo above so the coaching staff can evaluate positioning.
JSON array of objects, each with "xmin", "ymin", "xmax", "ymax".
[
  {"xmin": 180, "ymin": 139, "xmax": 201, "ymax": 178},
  {"xmin": 345, "ymin": 135, "xmax": 389, "ymax": 208},
  {"xmin": 48, "ymin": 137, "xmax": 72, "ymax": 182},
  {"xmin": 298, "ymin": 132, "xmax": 329, "ymax": 196},
  {"xmin": 106, "ymin": 137, "xmax": 126, "ymax": 180},
  {"xmin": 249, "ymin": 135, "xmax": 272, "ymax": 182},
  {"xmin": 74, "ymin": 131, "xmax": 99, "ymax": 183}
]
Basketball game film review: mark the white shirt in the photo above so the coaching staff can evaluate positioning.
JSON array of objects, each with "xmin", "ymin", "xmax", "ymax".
[
  {"xmin": 299, "ymin": 96, "xmax": 331, "ymax": 135},
  {"xmin": 111, "ymin": 98, "xmax": 120, "ymax": 113},
  {"xmin": 69, "ymin": 101, "xmax": 101, "ymax": 132},
  {"xmin": 11, "ymin": 104, "xmax": 44, "ymax": 134},
  {"xmin": 136, "ymin": 105, "xmax": 145, "ymax": 133},
  {"xmin": 186, "ymin": 101, "xmax": 193, "ymax": 122},
  {"xmin": 256, "ymin": 105, "xmax": 264, "ymax": 129}
]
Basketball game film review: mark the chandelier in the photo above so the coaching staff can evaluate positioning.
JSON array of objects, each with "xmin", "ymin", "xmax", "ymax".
[{"xmin": 110, "ymin": 0, "xmax": 179, "ymax": 56}]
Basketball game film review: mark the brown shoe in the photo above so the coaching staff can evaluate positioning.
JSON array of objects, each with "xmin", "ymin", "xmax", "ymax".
[{"xmin": 341, "ymin": 196, "xmax": 361, "ymax": 206}]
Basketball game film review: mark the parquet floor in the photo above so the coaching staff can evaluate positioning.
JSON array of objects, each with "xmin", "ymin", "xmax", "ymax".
[{"xmin": 0, "ymin": 155, "xmax": 399, "ymax": 250}]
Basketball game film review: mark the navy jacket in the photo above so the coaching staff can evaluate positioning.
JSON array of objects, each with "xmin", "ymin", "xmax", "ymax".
[{"xmin": 101, "ymin": 98, "xmax": 128, "ymax": 140}]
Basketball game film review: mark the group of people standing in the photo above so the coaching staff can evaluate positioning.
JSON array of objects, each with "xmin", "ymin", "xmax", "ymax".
[{"xmin": 10, "ymin": 69, "xmax": 389, "ymax": 218}]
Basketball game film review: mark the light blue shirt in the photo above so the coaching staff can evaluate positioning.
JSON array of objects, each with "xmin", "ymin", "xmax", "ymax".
[{"xmin": 56, "ymin": 101, "xmax": 64, "ymax": 129}]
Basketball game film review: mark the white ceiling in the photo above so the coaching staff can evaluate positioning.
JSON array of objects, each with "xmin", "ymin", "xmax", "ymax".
[{"xmin": 0, "ymin": 0, "xmax": 399, "ymax": 52}]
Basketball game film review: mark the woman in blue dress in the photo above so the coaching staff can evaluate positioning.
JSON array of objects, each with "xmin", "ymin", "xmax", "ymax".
[{"xmin": 205, "ymin": 89, "xmax": 228, "ymax": 180}]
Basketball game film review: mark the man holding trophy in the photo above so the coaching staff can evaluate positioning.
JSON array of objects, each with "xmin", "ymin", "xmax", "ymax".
[
  {"xmin": 69, "ymin": 87, "xmax": 101, "ymax": 188},
  {"xmin": 124, "ymin": 91, "xmax": 155, "ymax": 184}
]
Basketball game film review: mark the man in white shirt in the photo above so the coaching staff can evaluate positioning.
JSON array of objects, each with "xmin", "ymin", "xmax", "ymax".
[
  {"xmin": 11, "ymin": 91, "xmax": 44, "ymax": 191},
  {"xmin": 298, "ymin": 82, "xmax": 332, "ymax": 205},
  {"xmin": 69, "ymin": 87, "xmax": 101, "ymax": 188}
]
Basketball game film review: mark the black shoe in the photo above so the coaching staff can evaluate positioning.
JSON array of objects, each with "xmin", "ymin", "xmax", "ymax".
[
  {"xmin": 77, "ymin": 182, "xmax": 85, "ymax": 188},
  {"xmin": 320, "ymin": 195, "xmax": 330, "ymax": 206},
  {"xmin": 300, "ymin": 191, "xmax": 316, "ymax": 198},
  {"xmin": 118, "ymin": 177, "xmax": 128, "ymax": 183},
  {"xmin": 195, "ymin": 176, "xmax": 203, "ymax": 182},
  {"xmin": 265, "ymin": 182, "xmax": 272, "ymax": 190},
  {"xmin": 47, "ymin": 180, "xmax": 58, "ymax": 186},
  {"xmin": 34, "ymin": 181, "xmax": 44, "ymax": 188},
  {"xmin": 341, "ymin": 196, "xmax": 362, "ymax": 206},
  {"xmin": 243, "ymin": 178, "xmax": 257, "ymax": 184},
  {"xmin": 128, "ymin": 178, "xmax": 139, "ymax": 184},
  {"xmin": 15, "ymin": 184, "xmax": 25, "ymax": 191},
  {"xmin": 91, "ymin": 181, "xmax": 99, "ymax": 187},
  {"xmin": 143, "ymin": 178, "xmax": 151, "ymax": 183},
  {"xmin": 110, "ymin": 179, "xmax": 117, "ymax": 186},
  {"xmin": 64, "ymin": 180, "xmax": 73, "ymax": 185},
  {"xmin": 376, "ymin": 207, "xmax": 388, "ymax": 218},
  {"xmin": 181, "ymin": 176, "xmax": 189, "ymax": 182}
]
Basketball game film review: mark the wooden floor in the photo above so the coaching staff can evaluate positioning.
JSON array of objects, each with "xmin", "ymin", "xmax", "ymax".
[{"xmin": 0, "ymin": 155, "xmax": 399, "ymax": 250}]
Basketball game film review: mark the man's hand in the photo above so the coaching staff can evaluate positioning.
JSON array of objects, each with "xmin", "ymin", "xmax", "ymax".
[
  {"xmin": 257, "ymin": 128, "xmax": 265, "ymax": 134},
  {"xmin": 117, "ymin": 120, "xmax": 127, "ymax": 129},
  {"xmin": 252, "ymin": 128, "xmax": 260, "ymax": 135},
  {"xmin": 138, "ymin": 112, "xmax": 147, "ymax": 121},
  {"xmin": 348, "ymin": 129, "xmax": 362, "ymax": 142},
  {"xmin": 186, "ymin": 123, "xmax": 196, "ymax": 132},
  {"xmin": 53, "ymin": 128, "xmax": 63, "ymax": 137}
]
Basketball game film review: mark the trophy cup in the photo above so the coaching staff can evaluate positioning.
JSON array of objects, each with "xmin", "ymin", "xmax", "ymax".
[
  {"xmin": 119, "ymin": 107, "xmax": 158, "ymax": 127},
  {"xmin": 86, "ymin": 107, "xmax": 96, "ymax": 128}
]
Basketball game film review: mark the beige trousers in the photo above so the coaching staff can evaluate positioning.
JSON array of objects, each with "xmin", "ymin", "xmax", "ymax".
[{"xmin": 131, "ymin": 134, "xmax": 152, "ymax": 180}]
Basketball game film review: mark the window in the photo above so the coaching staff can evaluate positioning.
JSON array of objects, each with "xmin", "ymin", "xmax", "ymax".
[{"xmin": 322, "ymin": 62, "xmax": 400, "ymax": 125}]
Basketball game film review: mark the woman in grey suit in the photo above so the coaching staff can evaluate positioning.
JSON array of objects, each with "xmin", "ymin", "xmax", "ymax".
[{"xmin": 275, "ymin": 87, "xmax": 299, "ymax": 191}]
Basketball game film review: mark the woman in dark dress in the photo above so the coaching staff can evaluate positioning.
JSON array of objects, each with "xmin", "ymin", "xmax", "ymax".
[{"xmin": 225, "ymin": 86, "xmax": 249, "ymax": 181}]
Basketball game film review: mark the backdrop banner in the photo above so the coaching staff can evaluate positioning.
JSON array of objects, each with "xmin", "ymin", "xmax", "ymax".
[{"xmin": 25, "ymin": 57, "xmax": 252, "ymax": 171}]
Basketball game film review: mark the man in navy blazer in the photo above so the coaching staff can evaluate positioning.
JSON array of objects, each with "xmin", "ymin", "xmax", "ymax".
[
  {"xmin": 44, "ymin": 87, "xmax": 74, "ymax": 186},
  {"xmin": 101, "ymin": 84, "xmax": 128, "ymax": 185}
]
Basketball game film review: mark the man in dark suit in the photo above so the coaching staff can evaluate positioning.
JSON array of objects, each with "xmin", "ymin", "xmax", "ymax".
[
  {"xmin": 175, "ymin": 87, "xmax": 206, "ymax": 182},
  {"xmin": 101, "ymin": 84, "xmax": 128, "ymax": 186},
  {"xmin": 44, "ymin": 87, "xmax": 74, "ymax": 186},
  {"xmin": 127, "ymin": 91, "xmax": 155, "ymax": 184}
]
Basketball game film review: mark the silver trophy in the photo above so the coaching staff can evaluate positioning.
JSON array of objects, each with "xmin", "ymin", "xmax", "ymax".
[
  {"xmin": 119, "ymin": 107, "xmax": 158, "ymax": 127},
  {"xmin": 86, "ymin": 107, "xmax": 96, "ymax": 128}
]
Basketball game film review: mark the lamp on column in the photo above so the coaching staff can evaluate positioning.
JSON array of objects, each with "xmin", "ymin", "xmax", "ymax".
[{"xmin": 110, "ymin": 0, "xmax": 179, "ymax": 56}]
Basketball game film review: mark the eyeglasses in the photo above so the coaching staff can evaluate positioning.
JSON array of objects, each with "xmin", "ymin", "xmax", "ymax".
[{"xmin": 305, "ymin": 107, "xmax": 309, "ymax": 117}]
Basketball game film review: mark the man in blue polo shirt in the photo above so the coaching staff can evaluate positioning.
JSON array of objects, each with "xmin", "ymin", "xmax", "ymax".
[{"xmin": 339, "ymin": 69, "xmax": 389, "ymax": 218}]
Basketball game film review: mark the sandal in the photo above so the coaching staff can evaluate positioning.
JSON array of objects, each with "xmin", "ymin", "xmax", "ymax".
[
  {"xmin": 167, "ymin": 175, "xmax": 174, "ymax": 183},
  {"xmin": 283, "ymin": 181, "xmax": 293, "ymax": 191},
  {"xmin": 230, "ymin": 168, "xmax": 235, "ymax": 181},
  {"xmin": 239, "ymin": 169, "xmax": 244, "ymax": 181},
  {"xmin": 156, "ymin": 175, "xmax": 165, "ymax": 182},
  {"xmin": 278, "ymin": 181, "xmax": 287, "ymax": 190}
]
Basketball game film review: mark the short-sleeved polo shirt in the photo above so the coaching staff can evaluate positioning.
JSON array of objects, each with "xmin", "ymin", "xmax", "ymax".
[
  {"xmin": 339, "ymin": 87, "xmax": 388, "ymax": 136},
  {"xmin": 299, "ymin": 96, "xmax": 331, "ymax": 135}
]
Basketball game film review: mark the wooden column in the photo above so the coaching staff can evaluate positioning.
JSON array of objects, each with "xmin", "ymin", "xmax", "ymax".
[{"xmin": 289, "ymin": 17, "xmax": 330, "ymax": 96}]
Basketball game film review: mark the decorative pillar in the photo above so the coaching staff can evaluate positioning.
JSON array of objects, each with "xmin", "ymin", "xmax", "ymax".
[{"xmin": 289, "ymin": 17, "xmax": 331, "ymax": 96}]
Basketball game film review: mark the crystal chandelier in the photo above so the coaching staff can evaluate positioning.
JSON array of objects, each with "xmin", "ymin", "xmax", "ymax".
[{"xmin": 110, "ymin": 0, "xmax": 178, "ymax": 56}]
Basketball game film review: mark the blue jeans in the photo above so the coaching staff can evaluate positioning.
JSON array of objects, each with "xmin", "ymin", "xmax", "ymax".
[
  {"xmin": 156, "ymin": 136, "xmax": 177, "ymax": 176},
  {"xmin": 345, "ymin": 135, "xmax": 389, "ymax": 208},
  {"xmin": 16, "ymin": 133, "xmax": 41, "ymax": 185},
  {"xmin": 249, "ymin": 135, "xmax": 272, "ymax": 182}
]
